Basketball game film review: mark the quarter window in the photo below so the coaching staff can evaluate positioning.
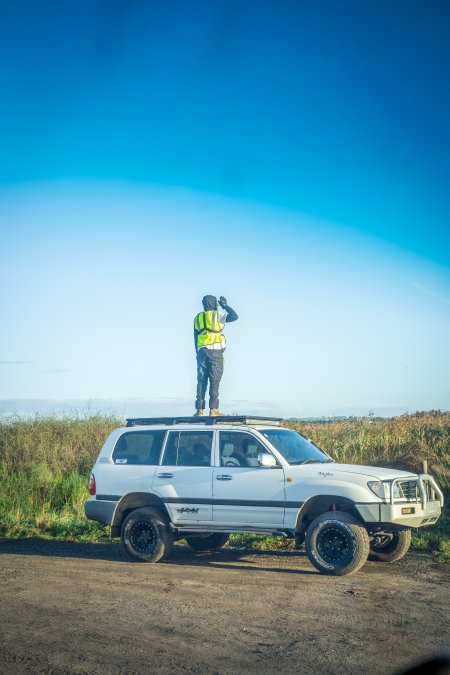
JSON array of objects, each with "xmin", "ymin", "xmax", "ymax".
[
  {"xmin": 162, "ymin": 431, "xmax": 213, "ymax": 467},
  {"xmin": 112, "ymin": 430, "xmax": 166, "ymax": 465}
]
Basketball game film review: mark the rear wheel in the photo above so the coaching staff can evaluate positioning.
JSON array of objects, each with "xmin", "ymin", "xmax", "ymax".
[
  {"xmin": 121, "ymin": 507, "xmax": 174, "ymax": 562},
  {"xmin": 186, "ymin": 533, "xmax": 229, "ymax": 551},
  {"xmin": 306, "ymin": 512, "xmax": 369, "ymax": 576},
  {"xmin": 368, "ymin": 529, "xmax": 411, "ymax": 562}
]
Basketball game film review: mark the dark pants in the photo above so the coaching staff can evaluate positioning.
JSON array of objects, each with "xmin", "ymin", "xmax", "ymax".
[{"xmin": 195, "ymin": 348, "xmax": 224, "ymax": 410}]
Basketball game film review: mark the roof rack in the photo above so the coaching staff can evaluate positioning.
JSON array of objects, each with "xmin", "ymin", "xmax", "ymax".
[{"xmin": 125, "ymin": 415, "xmax": 284, "ymax": 427}]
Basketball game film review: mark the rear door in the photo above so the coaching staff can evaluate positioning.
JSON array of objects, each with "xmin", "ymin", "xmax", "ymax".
[
  {"xmin": 212, "ymin": 431, "xmax": 286, "ymax": 527},
  {"xmin": 96, "ymin": 429, "xmax": 166, "ymax": 499},
  {"xmin": 152, "ymin": 430, "xmax": 214, "ymax": 523}
]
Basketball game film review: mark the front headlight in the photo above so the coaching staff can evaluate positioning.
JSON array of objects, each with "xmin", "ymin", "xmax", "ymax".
[
  {"xmin": 368, "ymin": 481, "xmax": 389, "ymax": 499},
  {"xmin": 392, "ymin": 481, "xmax": 403, "ymax": 499},
  {"xmin": 368, "ymin": 480, "xmax": 403, "ymax": 500}
]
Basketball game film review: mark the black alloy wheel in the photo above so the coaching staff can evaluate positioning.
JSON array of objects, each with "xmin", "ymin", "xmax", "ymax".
[
  {"xmin": 129, "ymin": 519, "xmax": 159, "ymax": 556},
  {"xmin": 316, "ymin": 524, "xmax": 352, "ymax": 565},
  {"xmin": 121, "ymin": 507, "xmax": 174, "ymax": 563},
  {"xmin": 305, "ymin": 511, "xmax": 370, "ymax": 576}
]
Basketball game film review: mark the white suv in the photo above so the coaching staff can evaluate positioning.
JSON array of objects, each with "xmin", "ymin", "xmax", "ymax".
[{"xmin": 85, "ymin": 416, "xmax": 443, "ymax": 576}]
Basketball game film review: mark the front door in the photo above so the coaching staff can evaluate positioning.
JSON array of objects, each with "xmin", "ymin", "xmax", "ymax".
[
  {"xmin": 152, "ymin": 430, "xmax": 214, "ymax": 523},
  {"xmin": 213, "ymin": 431, "xmax": 286, "ymax": 527}
]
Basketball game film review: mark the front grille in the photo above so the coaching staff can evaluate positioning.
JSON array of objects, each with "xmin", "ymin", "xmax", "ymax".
[{"xmin": 398, "ymin": 480, "xmax": 419, "ymax": 501}]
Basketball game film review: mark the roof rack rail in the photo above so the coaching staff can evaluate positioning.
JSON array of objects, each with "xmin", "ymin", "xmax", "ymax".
[{"xmin": 125, "ymin": 415, "xmax": 284, "ymax": 427}]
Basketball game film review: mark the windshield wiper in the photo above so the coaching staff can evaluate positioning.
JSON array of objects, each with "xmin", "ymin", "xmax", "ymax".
[{"xmin": 297, "ymin": 458, "xmax": 323, "ymax": 465}]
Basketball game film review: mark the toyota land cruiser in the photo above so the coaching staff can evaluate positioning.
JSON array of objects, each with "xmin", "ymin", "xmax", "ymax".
[{"xmin": 85, "ymin": 416, "xmax": 443, "ymax": 576}]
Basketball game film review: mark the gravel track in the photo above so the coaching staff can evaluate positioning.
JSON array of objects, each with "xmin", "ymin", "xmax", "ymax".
[{"xmin": 0, "ymin": 539, "xmax": 449, "ymax": 674}]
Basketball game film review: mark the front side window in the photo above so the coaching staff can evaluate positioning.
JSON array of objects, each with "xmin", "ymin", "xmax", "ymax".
[
  {"xmin": 162, "ymin": 431, "xmax": 213, "ymax": 467},
  {"xmin": 219, "ymin": 432, "xmax": 269, "ymax": 467},
  {"xmin": 112, "ymin": 430, "xmax": 166, "ymax": 465}
]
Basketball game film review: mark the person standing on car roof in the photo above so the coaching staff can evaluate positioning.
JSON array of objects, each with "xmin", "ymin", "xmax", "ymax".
[{"xmin": 194, "ymin": 295, "xmax": 238, "ymax": 416}]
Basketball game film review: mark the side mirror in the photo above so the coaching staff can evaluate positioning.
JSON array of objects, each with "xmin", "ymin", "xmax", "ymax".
[{"xmin": 258, "ymin": 452, "xmax": 278, "ymax": 468}]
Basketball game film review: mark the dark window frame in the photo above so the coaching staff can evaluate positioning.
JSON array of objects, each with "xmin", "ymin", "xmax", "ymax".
[
  {"xmin": 112, "ymin": 430, "xmax": 167, "ymax": 466},
  {"xmin": 161, "ymin": 430, "xmax": 214, "ymax": 467},
  {"xmin": 219, "ymin": 431, "xmax": 275, "ymax": 468}
]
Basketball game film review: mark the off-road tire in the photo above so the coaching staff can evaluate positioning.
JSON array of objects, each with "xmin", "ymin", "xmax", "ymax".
[
  {"xmin": 368, "ymin": 529, "xmax": 411, "ymax": 563},
  {"xmin": 185, "ymin": 533, "xmax": 230, "ymax": 551},
  {"xmin": 121, "ymin": 507, "xmax": 174, "ymax": 562},
  {"xmin": 306, "ymin": 512, "xmax": 370, "ymax": 576}
]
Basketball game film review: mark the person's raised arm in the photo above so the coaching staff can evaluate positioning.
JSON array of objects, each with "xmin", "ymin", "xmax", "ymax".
[{"xmin": 218, "ymin": 296, "xmax": 238, "ymax": 322}]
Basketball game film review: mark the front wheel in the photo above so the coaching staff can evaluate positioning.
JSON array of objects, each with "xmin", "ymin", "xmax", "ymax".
[
  {"xmin": 121, "ymin": 507, "xmax": 174, "ymax": 562},
  {"xmin": 306, "ymin": 512, "xmax": 370, "ymax": 576},
  {"xmin": 186, "ymin": 533, "xmax": 230, "ymax": 551},
  {"xmin": 368, "ymin": 529, "xmax": 411, "ymax": 562}
]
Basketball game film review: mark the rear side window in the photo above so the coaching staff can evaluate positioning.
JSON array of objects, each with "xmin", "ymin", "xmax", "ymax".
[
  {"xmin": 162, "ymin": 431, "xmax": 213, "ymax": 467},
  {"xmin": 112, "ymin": 430, "xmax": 166, "ymax": 465}
]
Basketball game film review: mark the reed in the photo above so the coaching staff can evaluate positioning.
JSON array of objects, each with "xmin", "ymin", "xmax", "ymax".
[
  {"xmin": 0, "ymin": 411, "xmax": 448, "ymax": 557},
  {"xmin": 287, "ymin": 411, "xmax": 449, "ymax": 488}
]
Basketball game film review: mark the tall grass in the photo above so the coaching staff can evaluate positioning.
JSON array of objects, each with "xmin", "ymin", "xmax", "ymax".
[
  {"xmin": 288, "ymin": 411, "xmax": 450, "ymax": 489},
  {"xmin": 0, "ymin": 412, "xmax": 119, "ymax": 474},
  {"xmin": 0, "ymin": 411, "xmax": 448, "ymax": 556},
  {"xmin": 0, "ymin": 462, "xmax": 108, "ymax": 541},
  {"xmin": 0, "ymin": 413, "xmax": 118, "ymax": 541}
]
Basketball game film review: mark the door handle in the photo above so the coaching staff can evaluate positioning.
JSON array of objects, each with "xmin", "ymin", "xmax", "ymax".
[
  {"xmin": 216, "ymin": 475, "xmax": 233, "ymax": 481},
  {"xmin": 157, "ymin": 473, "xmax": 174, "ymax": 478}
]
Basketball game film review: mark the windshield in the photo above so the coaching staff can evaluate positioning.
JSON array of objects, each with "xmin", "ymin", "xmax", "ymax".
[{"xmin": 261, "ymin": 429, "xmax": 332, "ymax": 465}]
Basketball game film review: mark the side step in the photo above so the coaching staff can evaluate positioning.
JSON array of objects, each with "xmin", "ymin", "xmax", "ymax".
[{"xmin": 170, "ymin": 524, "xmax": 293, "ymax": 538}]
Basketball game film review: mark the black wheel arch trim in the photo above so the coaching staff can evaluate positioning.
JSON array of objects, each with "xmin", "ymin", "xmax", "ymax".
[
  {"xmin": 295, "ymin": 495, "xmax": 364, "ymax": 535},
  {"xmin": 112, "ymin": 492, "xmax": 171, "ymax": 529}
]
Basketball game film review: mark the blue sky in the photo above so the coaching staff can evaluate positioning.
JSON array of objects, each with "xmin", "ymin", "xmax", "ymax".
[{"xmin": 0, "ymin": 1, "xmax": 449, "ymax": 417}]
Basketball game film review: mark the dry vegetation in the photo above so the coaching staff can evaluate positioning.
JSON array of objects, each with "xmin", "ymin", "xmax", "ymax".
[
  {"xmin": 0, "ymin": 411, "xmax": 448, "ymax": 556},
  {"xmin": 288, "ymin": 411, "xmax": 449, "ymax": 489}
]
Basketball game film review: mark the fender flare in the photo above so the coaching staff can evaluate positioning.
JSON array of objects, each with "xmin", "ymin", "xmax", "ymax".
[
  {"xmin": 111, "ymin": 492, "xmax": 170, "ymax": 537},
  {"xmin": 295, "ymin": 494, "xmax": 361, "ymax": 539}
]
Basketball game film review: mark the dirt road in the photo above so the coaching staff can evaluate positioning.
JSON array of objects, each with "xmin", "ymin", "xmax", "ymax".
[{"xmin": 0, "ymin": 539, "xmax": 448, "ymax": 674}]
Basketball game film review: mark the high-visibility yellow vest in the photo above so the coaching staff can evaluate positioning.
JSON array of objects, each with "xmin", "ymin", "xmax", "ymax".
[{"xmin": 194, "ymin": 310, "xmax": 226, "ymax": 349}]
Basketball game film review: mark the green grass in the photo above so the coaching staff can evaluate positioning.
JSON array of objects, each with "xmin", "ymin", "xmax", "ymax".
[
  {"xmin": 0, "ymin": 411, "xmax": 448, "ymax": 559},
  {"xmin": 410, "ymin": 501, "xmax": 450, "ymax": 562},
  {"xmin": 0, "ymin": 460, "xmax": 110, "ymax": 542},
  {"xmin": 0, "ymin": 412, "xmax": 118, "ymax": 542},
  {"xmin": 230, "ymin": 509, "xmax": 450, "ymax": 562}
]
